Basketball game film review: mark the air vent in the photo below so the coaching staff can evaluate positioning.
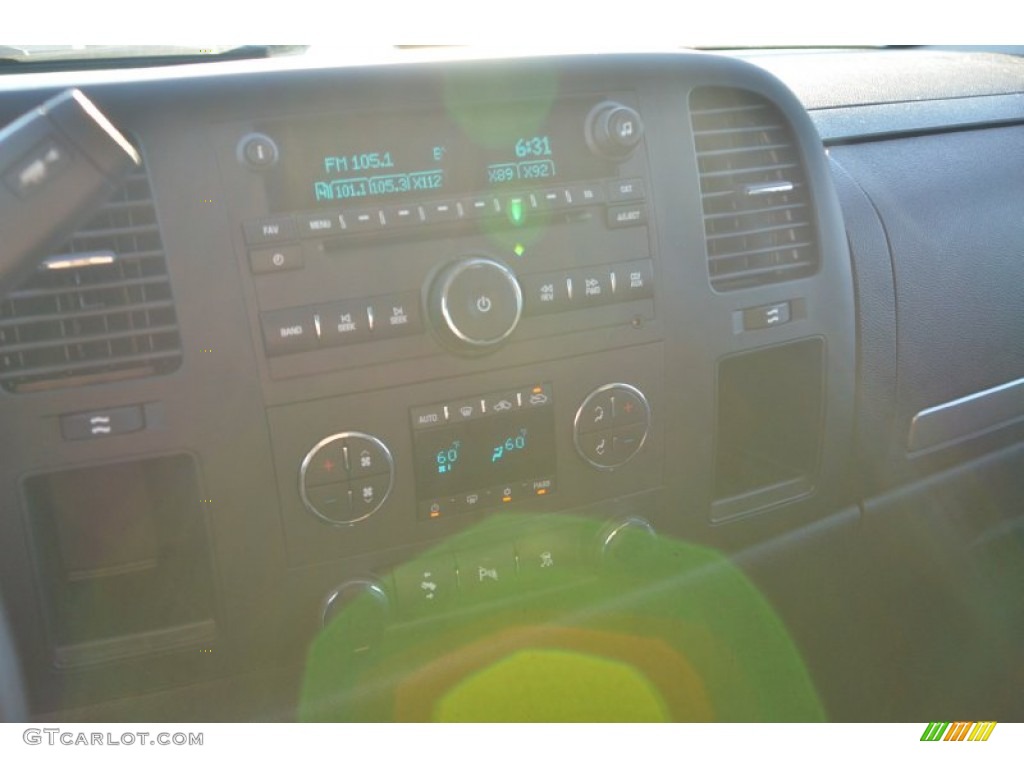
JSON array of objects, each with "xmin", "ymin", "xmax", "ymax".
[
  {"xmin": 690, "ymin": 87, "xmax": 819, "ymax": 291},
  {"xmin": 0, "ymin": 165, "xmax": 182, "ymax": 393}
]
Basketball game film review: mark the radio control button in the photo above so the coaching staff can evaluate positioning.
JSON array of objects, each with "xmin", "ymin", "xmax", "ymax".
[
  {"xmin": 569, "ymin": 267, "xmax": 613, "ymax": 306},
  {"xmin": 369, "ymin": 293, "xmax": 422, "ymax": 339},
  {"xmin": 611, "ymin": 260, "xmax": 654, "ymax": 300},
  {"xmin": 341, "ymin": 209, "xmax": 383, "ymax": 232},
  {"xmin": 521, "ymin": 271, "xmax": 571, "ymax": 315},
  {"xmin": 568, "ymin": 183, "xmax": 604, "ymax": 207},
  {"xmin": 296, "ymin": 212, "xmax": 343, "ymax": 238},
  {"xmin": 536, "ymin": 187, "xmax": 572, "ymax": 210},
  {"xmin": 422, "ymin": 200, "xmax": 462, "ymax": 224},
  {"xmin": 261, "ymin": 307, "xmax": 318, "ymax": 356},
  {"xmin": 316, "ymin": 300, "xmax": 371, "ymax": 347},
  {"xmin": 463, "ymin": 195, "xmax": 500, "ymax": 218},
  {"xmin": 607, "ymin": 178, "xmax": 646, "ymax": 203},
  {"xmin": 244, "ymin": 216, "xmax": 296, "ymax": 245},
  {"xmin": 249, "ymin": 244, "xmax": 303, "ymax": 274},
  {"xmin": 385, "ymin": 203, "xmax": 423, "ymax": 228}
]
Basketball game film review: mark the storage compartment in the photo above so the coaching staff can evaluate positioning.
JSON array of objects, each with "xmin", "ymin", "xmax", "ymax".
[
  {"xmin": 24, "ymin": 454, "xmax": 217, "ymax": 667},
  {"xmin": 712, "ymin": 338, "xmax": 824, "ymax": 521}
]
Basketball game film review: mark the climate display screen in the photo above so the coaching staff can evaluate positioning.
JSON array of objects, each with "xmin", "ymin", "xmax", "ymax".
[
  {"xmin": 412, "ymin": 403, "xmax": 555, "ymax": 502},
  {"xmin": 263, "ymin": 99, "xmax": 613, "ymax": 211}
]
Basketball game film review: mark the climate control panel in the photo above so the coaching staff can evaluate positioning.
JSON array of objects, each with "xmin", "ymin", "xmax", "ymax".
[{"xmin": 299, "ymin": 432, "xmax": 395, "ymax": 525}]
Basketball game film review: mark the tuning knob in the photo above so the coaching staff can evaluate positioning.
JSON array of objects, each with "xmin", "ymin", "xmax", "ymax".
[
  {"xmin": 585, "ymin": 101, "xmax": 644, "ymax": 159},
  {"xmin": 428, "ymin": 257, "xmax": 523, "ymax": 352}
]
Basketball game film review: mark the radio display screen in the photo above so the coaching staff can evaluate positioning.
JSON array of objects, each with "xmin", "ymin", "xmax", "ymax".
[
  {"xmin": 411, "ymin": 397, "xmax": 556, "ymax": 503},
  {"xmin": 263, "ymin": 99, "xmax": 614, "ymax": 212}
]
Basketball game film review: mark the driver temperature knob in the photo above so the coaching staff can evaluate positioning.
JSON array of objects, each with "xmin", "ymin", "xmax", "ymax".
[{"xmin": 428, "ymin": 257, "xmax": 523, "ymax": 352}]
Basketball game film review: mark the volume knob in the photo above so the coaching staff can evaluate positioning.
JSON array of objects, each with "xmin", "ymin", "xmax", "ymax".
[
  {"xmin": 428, "ymin": 257, "xmax": 523, "ymax": 352},
  {"xmin": 585, "ymin": 101, "xmax": 645, "ymax": 160}
]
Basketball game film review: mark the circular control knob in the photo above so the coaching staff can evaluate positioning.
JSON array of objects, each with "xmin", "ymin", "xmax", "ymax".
[
  {"xmin": 585, "ymin": 101, "xmax": 645, "ymax": 159},
  {"xmin": 428, "ymin": 257, "xmax": 523, "ymax": 351},
  {"xmin": 299, "ymin": 432, "xmax": 394, "ymax": 526},
  {"xmin": 237, "ymin": 132, "xmax": 279, "ymax": 169},
  {"xmin": 322, "ymin": 578, "xmax": 390, "ymax": 628},
  {"xmin": 599, "ymin": 517, "xmax": 657, "ymax": 568},
  {"xmin": 573, "ymin": 383, "xmax": 651, "ymax": 469}
]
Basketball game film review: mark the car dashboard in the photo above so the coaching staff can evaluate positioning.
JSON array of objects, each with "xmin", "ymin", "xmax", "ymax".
[{"xmin": 0, "ymin": 47, "xmax": 1022, "ymax": 722}]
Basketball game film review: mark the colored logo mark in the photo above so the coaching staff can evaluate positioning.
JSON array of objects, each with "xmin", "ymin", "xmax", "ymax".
[{"xmin": 921, "ymin": 722, "xmax": 997, "ymax": 741}]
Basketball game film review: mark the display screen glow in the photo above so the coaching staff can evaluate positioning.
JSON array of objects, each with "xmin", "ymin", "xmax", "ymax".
[
  {"xmin": 412, "ymin": 406, "xmax": 555, "ymax": 501},
  {"xmin": 263, "ymin": 101, "xmax": 615, "ymax": 212}
]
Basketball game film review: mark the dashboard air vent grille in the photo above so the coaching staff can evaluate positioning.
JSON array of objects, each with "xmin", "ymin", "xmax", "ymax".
[
  {"xmin": 690, "ymin": 87, "xmax": 819, "ymax": 291},
  {"xmin": 0, "ymin": 165, "xmax": 182, "ymax": 392}
]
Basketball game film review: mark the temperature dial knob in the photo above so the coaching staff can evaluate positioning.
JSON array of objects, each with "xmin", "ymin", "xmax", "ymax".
[
  {"xmin": 428, "ymin": 257, "xmax": 523, "ymax": 352},
  {"xmin": 585, "ymin": 101, "xmax": 645, "ymax": 160}
]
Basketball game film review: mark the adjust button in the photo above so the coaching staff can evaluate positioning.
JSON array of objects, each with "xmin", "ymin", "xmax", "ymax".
[
  {"xmin": 606, "ymin": 204, "xmax": 647, "ymax": 229},
  {"xmin": 261, "ymin": 307, "xmax": 318, "ymax": 356}
]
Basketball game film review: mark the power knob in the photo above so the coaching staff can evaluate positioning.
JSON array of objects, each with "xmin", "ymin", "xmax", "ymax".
[
  {"xmin": 428, "ymin": 257, "xmax": 523, "ymax": 352},
  {"xmin": 585, "ymin": 101, "xmax": 645, "ymax": 160}
]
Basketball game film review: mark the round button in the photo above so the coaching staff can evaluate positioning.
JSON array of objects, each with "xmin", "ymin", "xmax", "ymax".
[
  {"xmin": 573, "ymin": 383, "xmax": 651, "ymax": 470},
  {"xmin": 585, "ymin": 102, "xmax": 645, "ymax": 160},
  {"xmin": 238, "ymin": 132, "xmax": 279, "ymax": 169},
  {"xmin": 299, "ymin": 432, "xmax": 394, "ymax": 526},
  {"xmin": 430, "ymin": 257, "xmax": 523, "ymax": 351}
]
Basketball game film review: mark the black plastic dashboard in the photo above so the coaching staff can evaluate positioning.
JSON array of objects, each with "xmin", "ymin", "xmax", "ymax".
[{"xmin": 0, "ymin": 48, "xmax": 1021, "ymax": 722}]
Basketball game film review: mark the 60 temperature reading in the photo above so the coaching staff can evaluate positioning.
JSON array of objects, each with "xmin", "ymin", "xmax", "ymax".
[{"xmin": 491, "ymin": 428, "xmax": 528, "ymax": 463}]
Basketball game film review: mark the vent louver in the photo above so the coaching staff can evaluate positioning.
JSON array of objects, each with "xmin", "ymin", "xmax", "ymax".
[
  {"xmin": 690, "ymin": 87, "xmax": 819, "ymax": 291},
  {"xmin": 0, "ymin": 165, "xmax": 182, "ymax": 393}
]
